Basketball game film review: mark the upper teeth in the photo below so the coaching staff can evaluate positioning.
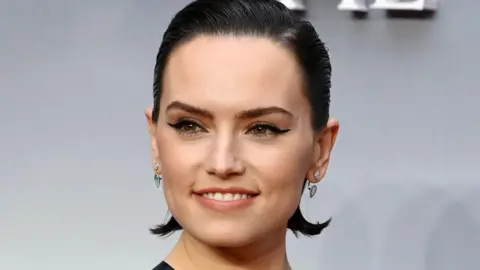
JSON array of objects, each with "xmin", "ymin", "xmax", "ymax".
[{"xmin": 203, "ymin": 193, "xmax": 252, "ymax": 201}]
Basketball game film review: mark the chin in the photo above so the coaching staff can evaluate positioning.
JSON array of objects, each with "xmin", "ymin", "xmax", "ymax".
[{"xmin": 190, "ymin": 224, "xmax": 258, "ymax": 247}]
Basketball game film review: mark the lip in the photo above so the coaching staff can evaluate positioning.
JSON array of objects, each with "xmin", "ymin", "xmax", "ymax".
[
  {"xmin": 194, "ymin": 193, "xmax": 257, "ymax": 211},
  {"xmin": 194, "ymin": 187, "xmax": 260, "ymax": 195},
  {"xmin": 193, "ymin": 187, "xmax": 260, "ymax": 211}
]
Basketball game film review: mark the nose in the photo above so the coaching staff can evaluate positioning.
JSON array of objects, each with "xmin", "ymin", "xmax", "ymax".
[{"xmin": 205, "ymin": 134, "xmax": 245, "ymax": 179}]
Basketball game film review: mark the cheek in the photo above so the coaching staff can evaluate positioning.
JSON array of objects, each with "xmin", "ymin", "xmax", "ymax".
[
  {"xmin": 245, "ymin": 134, "xmax": 313, "ymax": 185},
  {"xmin": 156, "ymin": 127, "xmax": 204, "ymax": 180},
  {"xmin": 155, "ymin": 130, "xmax": 201, "ymax": 213},
  {"xmin": 244, "ymin": 135, "xmax": 313, "ymax": 211}
]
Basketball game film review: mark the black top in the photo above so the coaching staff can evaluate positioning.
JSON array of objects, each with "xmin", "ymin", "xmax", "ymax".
[{"xmin": 152, "ymin": 261, "xmax": 174, "ymax": 270}]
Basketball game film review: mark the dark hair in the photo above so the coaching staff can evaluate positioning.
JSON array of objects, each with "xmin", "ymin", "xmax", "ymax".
[{"xmin": 150, "ymin": 0, "xmax": 332, "ymax": 237}]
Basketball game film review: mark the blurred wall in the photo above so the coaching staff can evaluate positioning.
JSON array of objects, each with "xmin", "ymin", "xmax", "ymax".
[{"xmin": 1, "ymin": 0, "xmax": 478, "ymax": 269}]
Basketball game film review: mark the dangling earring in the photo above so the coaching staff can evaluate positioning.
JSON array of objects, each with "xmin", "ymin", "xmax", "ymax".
[
  {"xmin": 307, "ymin": 181, "xmax": 317, "ymax": 198},
  {"xmin": 308, "ymin": 170, "xmax": 321, "ymax": 198},
  {"xmin": 153, "ymin": 162, "xmax": 162, "ymax": 188}
]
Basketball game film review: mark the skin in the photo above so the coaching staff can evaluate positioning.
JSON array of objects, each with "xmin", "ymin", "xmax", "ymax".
[{"xmin": 146, "ymin": 35, "xmax": 339, "ymax": 270}]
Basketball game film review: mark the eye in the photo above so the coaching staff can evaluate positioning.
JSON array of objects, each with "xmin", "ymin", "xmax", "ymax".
[
  {"xmin": 167, "ymin": 119, "xmax": 206, "ymax": 136},
  {"xmin": 246, "ymin": 122, "xmax": 290, "ymax": 138}
]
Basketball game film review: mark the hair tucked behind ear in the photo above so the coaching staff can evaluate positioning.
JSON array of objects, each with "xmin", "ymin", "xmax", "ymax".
[{"xmin": 151, "ymin": 0, "xmax": 332, "ymax": 237}]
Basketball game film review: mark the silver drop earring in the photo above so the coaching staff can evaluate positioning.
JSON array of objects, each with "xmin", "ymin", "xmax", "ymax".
[
  {"xmin": 307, "ymin": 170, "xmax": 321, "ymax": 198},
  {"xmin": 154, "ymin": 174, "xmax": 162, "ymax": 188},
  {"xmin": 153, "ymin": 162, "xmax": 162, "ymax": 188},
  {"xmin": 307, "ymin": 181, "xmax": 317, "ymax": 198}
]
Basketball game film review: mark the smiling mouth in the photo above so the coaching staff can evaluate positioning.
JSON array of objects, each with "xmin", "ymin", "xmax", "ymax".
[{"xmin": 199, "ymin": 192, "xmax": 258, "ymax": 201}]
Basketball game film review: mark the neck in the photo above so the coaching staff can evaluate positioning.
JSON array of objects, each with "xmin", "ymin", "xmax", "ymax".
[{"xmin": 165, "ymin": 229, "xmax": 291, "ymax": 270}]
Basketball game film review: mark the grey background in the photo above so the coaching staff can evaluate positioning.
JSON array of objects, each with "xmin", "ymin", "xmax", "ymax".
[{"xmin": 1, "ymin": 0, "xmax": 479, "ymax": 269}]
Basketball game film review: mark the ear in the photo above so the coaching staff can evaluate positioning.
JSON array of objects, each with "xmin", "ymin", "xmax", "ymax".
[
  {"xmin": 307, "ymin": 118, "xmax": 339, "ymax": 183},
  {"xmin": 145, "ymin": 107, "xmax": 161, "ymax": 173}
]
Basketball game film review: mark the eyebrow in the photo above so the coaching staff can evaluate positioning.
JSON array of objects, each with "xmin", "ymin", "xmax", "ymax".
[
  {"xmin": 165, "ymin": 101, "xmax": 293, "ymax": 120},
  {"xmin": 166, "ymin": 101, "xmax": 213, "ymax": 118}
]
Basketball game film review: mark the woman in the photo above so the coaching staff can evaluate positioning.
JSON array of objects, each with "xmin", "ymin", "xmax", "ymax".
[{"xmin": 145, "ymin": 0, "xmax": 339, "ymax": 269}]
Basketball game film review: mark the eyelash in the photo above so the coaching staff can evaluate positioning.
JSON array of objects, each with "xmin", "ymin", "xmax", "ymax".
[
  {"xmin": 246, "ymin": 122, "xmax": 290, "ymax": 137},
  {"xmin": 167, "ymin": 119, "xmax": 290, "ymax": 138},
  {"xmin": 167, "ymin": 119, "xmax": 206, "ymax": 136}
]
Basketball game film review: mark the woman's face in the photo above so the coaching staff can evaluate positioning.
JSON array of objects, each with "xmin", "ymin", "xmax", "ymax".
[{"xmin": 147, "ymin": 35, "xmax": 338, "ymax": 247}]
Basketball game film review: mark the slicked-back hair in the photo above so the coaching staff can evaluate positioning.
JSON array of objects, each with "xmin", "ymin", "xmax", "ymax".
[{"xmin": 151, "ymin": 0, "xmax": 332, "ymax": 237}]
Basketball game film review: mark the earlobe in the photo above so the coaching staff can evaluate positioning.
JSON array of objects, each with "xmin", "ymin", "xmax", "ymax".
[{"xmin": 307, "ymin": 168, "xmax": 322, "ymax": 184}]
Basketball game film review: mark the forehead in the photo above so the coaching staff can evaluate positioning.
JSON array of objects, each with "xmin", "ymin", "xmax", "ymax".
[{"xmin": 162, "ymin": 35, "xmax": 307, "ymax": 111}]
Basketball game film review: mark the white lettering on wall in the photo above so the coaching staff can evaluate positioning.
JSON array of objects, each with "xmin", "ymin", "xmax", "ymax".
[
  {"xmin": 277, "ymin": 0, "xmax": 306, "ymax": 11},
  {"xmin": 338, "ymin": 0, "xmax": 368, "ymax": 12},
  {"xmin": 338, "ymin": 0, "xmax": 438, "ymax": 12},
  {"xmin": 371, "ymin": 0, "xmax": 438, "ymax": 11}
]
